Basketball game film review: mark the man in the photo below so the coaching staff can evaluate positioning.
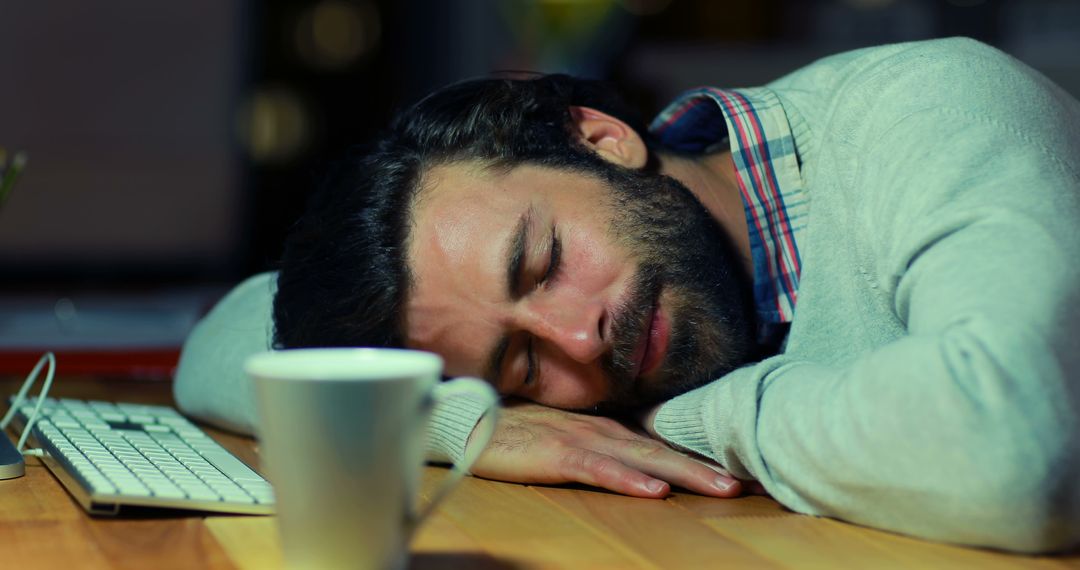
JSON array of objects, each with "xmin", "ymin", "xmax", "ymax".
[{"xmin": 175, "ymin": 38, "xmax": 1080, "ymax": 552}]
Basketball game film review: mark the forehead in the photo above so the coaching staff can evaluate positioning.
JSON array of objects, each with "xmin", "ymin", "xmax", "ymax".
[
  {"xmin": 402, "ymin": 162, "xmax": 525, "ymax": 372},
  {"xmin": 406, "ymin": 163, "xmax": 524, "ymax": 296},
  {"xmin": 406, "ymin": 161, "xmax": 605, "ymax": 278},
  {"xmin": 403, "ymin": 161, "xmax": 605, "ymax": 374},
  {"xmin": 411, "ymin": 162, "xmax": 521, "ymax": 255}
]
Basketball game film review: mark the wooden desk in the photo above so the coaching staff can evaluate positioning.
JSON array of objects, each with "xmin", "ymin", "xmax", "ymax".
[{"xmin": 2, "ymin": 377, "xmax": 1078, "ymax": 569}]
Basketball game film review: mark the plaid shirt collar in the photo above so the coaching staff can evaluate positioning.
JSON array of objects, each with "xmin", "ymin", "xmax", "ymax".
[{"xmin": 649, "ymin": 87, "xmax": 807, "ymax": 327}]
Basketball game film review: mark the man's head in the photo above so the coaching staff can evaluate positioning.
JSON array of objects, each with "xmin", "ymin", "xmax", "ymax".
[{"xmin": 274, "ymin": 74, "xmax": 757, "ymax": 413}]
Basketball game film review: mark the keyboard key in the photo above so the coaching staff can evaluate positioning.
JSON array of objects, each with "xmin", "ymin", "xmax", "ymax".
[
  {"xmin": 152, "ymin": 486, "xmax": 187, "ymax": 500},
  {"xmin": 116, "ymin": 403, "xmax": 154, "ymax": 415},
  {"xmin": 94, "ymin": 460, "xmax": 125, "ymax": 471},
  {"xmin": 145, "ymin": 405, "xmax": 182, "ymax": 417},
  {"xmin": 199, "ymin": 450, "xmax": 263, "ymax": 483},
  {"xmin": 189, "ymin": 467, "xmax": 220, "ymax": 479},
  {"xmin": 110, "ymin": 475, "xmax": 144, "ymax": 486},
  {"xmin": 240, "ymin": 480, "xmax": 274, "ymax": 493},
  {"xmin": 121, "ymin": 456, "xmax": 152, "ymax": 466},
  {"xmin": 115, "ymin": 479, "xmax": 150, "ymax": 493},
  {"xmin": 185, "ymin": 488, "xmax": 221, "ymax": 502},
  {"xmin": 219, "ymin": 490, "xmax": 255, "ymax": 504},
  {"xmin": 177, "ymin": 482, "xmax": 210, "ymax": 493},
  {"xmin": 88, "ymin": 482, "xmax": 118, "ymax": 495},
  {"xmin": 162, "ymin": 469, "xmax": 197, "ymax": 480},
  {"xmin": 157, "ymin": 416, "xmax": 195, "ymax": 427}
]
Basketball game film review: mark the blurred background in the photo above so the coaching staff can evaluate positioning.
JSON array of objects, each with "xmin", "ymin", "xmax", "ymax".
[{"xmin": 1, "ymin": 0, "xmax": 1078, "ymax": 375}]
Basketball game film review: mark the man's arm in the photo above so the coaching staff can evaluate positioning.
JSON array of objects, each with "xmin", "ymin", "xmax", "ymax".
[
  {"xmin": 173, "ymin": 272, "xmax": 274, "ymax": 435},
  {"xmin": 652, "ymin": 42, "xmax": 1080, "ymax": 553},
  {"xmin": 173, "ymin": 272, "xmax": 490, "ymax": 464}
]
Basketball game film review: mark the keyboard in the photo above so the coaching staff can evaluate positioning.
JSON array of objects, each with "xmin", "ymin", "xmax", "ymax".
[{"xmin": 10, "ymin": 396, "xmax": 274, "ymax": 516}]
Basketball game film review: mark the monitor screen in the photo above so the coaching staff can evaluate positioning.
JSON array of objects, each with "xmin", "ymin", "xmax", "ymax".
[{"xmin": 0, "ymin": 1, "xmax": 245, "ymax": 281}]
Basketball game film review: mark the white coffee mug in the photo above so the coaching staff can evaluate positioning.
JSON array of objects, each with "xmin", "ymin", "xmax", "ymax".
[{"xmin": 245, "ymin": 348, "xmax": 499, "ymax": 570}]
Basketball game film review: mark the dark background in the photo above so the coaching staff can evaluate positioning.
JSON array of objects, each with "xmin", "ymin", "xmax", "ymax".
[
  {"xmin": 0, "ymin": 0, "xmax": 1077, "ymax": 363},
  {"xmin": 2, "ymin": 0, "xmax": 1078, "ymax": 287}
]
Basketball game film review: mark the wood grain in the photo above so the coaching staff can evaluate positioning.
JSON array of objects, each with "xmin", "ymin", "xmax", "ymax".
[
  {"xmin": 671, "ymin": 493, "xmax": 1080, "ymax": 569},
  {"xmin": 532, "ymin": 485, "xmax": 780, "ymax": 568},
  {"xmin": 3, "ymin": 375, "xmax": 1080, "ymax": 569},
  {"xmin": 206, "ymin": 517, "xmax": 282, "ymax": 570},
  {"xmin": 425, "ymin": 472, "xmax": 647, "ymax": 569}
]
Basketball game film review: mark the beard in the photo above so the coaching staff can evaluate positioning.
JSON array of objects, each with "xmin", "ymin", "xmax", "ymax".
[{"xmin": 578, "ymin": 160, "xmax": 757, "ymax": 415}]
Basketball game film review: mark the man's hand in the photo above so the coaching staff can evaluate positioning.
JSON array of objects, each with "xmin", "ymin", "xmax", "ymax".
[{"xmin": 466, "ymin": 401, "xmax": 742, "ymax": 499}]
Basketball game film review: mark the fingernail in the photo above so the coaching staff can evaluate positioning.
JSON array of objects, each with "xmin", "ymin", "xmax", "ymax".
[
  {"xmin": 645, "ymin": 479, "xmax": 666, "ymax": 494},
  {"xmin": 713, "ymin": 477, "xmax": 736, "ymax": 492}
]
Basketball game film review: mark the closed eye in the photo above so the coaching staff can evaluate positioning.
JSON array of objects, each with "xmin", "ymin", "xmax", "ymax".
[
  {"xmin": 524, "ymin": 226, "xmax": 558, "ymax": 387},
  {"xmin": 539, "ymin": 225, "xmax": 561, "ymax": 286}
]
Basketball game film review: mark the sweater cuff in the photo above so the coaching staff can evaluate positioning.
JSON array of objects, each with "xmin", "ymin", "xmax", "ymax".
[
  {"xmin": 653, "ymin": 368, "xmax": 756, "ymax": 480},
  {"xmin": 653, "ymin": 390, "xmax": 714, "ymax": 458},
  {"xmin": 425, "ymin": 384, "xmax": 491, "ymax": 465}
]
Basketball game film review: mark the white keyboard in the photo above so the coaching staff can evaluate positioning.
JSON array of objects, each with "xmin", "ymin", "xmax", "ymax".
[{"xmin": 11, "ymin": 396, "xmax": 273, "ymax": 515}]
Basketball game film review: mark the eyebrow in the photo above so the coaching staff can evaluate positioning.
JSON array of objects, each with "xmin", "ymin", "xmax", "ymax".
[
  {"xmin": 484, "ymin": 207, "xmax": 533, "ymax": 385},
  {"xmin": 505, "ymin": 207, "xmax": 533, "ymax": 300}
]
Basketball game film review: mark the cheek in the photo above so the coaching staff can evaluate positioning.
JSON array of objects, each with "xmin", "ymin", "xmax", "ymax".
[
  {"xmin": 406, "ymin": 298, "xmax": 502, "ymax": 378},
  {"xmin": 413, "ymin": 327, "xmax": 488, "ymax": 378},
  {"xmin": 530, "ymin": 353, "xmax": 609, "ymax": 408},
  {"xmin": 562, "ymin": 227, "xmax": 626, "ymax": 293}
]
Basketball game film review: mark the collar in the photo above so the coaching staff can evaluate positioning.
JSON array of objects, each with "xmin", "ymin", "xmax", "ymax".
[{"xmin": 649, "ymin": 87, "xmax": 808, "ymax": 326}]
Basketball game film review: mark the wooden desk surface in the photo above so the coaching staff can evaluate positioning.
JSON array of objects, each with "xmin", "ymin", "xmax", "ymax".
[{"xmin": 2, "ymin": 377, "xmax": 1077, "ymax": 569}]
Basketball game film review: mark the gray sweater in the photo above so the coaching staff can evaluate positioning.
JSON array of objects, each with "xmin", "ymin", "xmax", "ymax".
[{"xmin": 174, "ymin": 38, "xmax": 1080, "ymax": 552}]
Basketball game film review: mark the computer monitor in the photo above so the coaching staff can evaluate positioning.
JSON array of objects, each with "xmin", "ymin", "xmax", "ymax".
[{"xmin": 0, "ymin": 1, "xmax": 245, "ymax": 282}]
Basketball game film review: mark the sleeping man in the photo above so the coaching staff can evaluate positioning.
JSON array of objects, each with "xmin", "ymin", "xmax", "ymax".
[{"xmin": 174, "ymin": 38, "xmax": 1080, "ymax": 552}]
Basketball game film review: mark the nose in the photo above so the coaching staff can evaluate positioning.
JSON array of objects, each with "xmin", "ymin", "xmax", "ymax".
[{"xmin": 517, "ymin": 298, "xmax": 607, "ymax": 363}]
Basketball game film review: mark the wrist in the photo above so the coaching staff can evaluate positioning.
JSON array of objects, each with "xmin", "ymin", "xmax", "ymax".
[{"xmin": 426, "ymin": 387, "xmax": 494, "ymax": 464}]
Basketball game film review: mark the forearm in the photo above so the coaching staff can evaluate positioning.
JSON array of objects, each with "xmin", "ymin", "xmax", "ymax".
[
  {"xmin": 653, "ymin": 327, "xmax": 1079, "ymax": 552},
  {"xmin": 425, "ymin": 386, "xmax": 495, "ymax": 464},
  {"xmin": 172, "ymin": 272, "xmax": 487, "ymax": 464}
]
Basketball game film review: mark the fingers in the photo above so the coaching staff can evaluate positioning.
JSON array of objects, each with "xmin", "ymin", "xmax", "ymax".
[
  {"xmin": 622, "ymin": 444, "xmax": 742, "ymax": 498},
  {"xmin": 470, "ymin": 403, "xmax": 751, "ymax": 500},
  {"xmin": 580, "ymin": 421, "xmax": 742, "ymax": 498},
  {"xmin": 557, "ymin": 448, "xmax": 671, "ymax": 498},
  {"xmin": 555, "ymin": 443, "xmax": 742, "ymax": 500}
]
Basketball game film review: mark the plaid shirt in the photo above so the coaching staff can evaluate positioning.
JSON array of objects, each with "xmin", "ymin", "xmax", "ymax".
[{"xmin": 650, "ymin": 87, "xmax": 807, "ymax": 332}]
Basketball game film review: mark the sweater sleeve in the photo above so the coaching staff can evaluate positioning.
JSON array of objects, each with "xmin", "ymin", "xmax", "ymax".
[
  {"xmin": 172, "ymin": 271, "xmax": 489, "ymax": 464},
  {"xmin": 655, "ymin": 41, "xmax": 1080, "ymax": 553}
]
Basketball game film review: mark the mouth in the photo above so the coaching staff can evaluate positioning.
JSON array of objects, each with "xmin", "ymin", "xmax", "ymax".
[{"xmin": 629, "ymin": 292, "xmax": 669, "ymax": 380}]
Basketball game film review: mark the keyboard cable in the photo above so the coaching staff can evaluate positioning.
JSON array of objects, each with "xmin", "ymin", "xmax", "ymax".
[{"xmin": 1, "ymin": 352, "xmax": 57, "ymax": 458}]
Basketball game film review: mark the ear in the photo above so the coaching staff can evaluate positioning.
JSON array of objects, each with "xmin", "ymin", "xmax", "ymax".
[{"xmin": 569, "ymin": 106, "xmax": 649, "ymax": 170}]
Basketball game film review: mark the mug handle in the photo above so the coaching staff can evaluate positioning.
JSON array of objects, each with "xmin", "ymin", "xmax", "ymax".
[{"xmin": 411, "ymin": 376, "xmax": 499, "ymax": 524}]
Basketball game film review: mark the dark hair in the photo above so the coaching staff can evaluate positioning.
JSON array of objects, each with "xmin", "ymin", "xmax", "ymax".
[{"xmin": 272, "ymin": 74, "xmax": 654, "ymax": 350}]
